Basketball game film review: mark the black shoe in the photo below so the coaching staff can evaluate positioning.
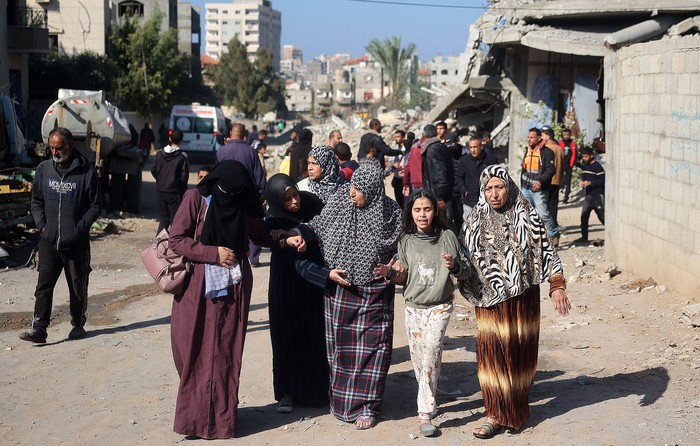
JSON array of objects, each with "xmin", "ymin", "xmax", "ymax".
[
  {"xmin": 572, "ymin": 237, "xmax": 589, "ymax": 244},
  {"xmin": 19, "ymin": 327, "xmax": 47, "ymax": 343},
  {"xmin": 68, "ymin": 326, "xmax": 86, "ymax": 340}
]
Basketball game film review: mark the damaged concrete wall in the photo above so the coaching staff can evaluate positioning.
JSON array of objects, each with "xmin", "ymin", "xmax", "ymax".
[{"xmin": 605, "ymin": 35, "xmax": 700, "ymax": 294}]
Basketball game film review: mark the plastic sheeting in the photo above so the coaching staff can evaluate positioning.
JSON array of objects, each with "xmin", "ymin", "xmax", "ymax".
[{"xmin": 572, "ymin": 75, "xmax": 603, "ymax": 145}]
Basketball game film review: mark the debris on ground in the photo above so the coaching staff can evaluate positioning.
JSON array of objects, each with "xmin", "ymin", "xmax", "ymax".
[{"xmin": 681, "ymin": 303, "xmax": 700, "ymax": 327}]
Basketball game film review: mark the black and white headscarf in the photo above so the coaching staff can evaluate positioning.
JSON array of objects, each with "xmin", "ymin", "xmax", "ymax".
[
  {"xmin": 459, "ymin": 164, "xmax": 563, "ymax": 307},
  {"xmin": 307, "ymin": 145, "xmax": 346, "ymax": 203},
  {"xmin": 311, "ymin": 158, "xmax": 402, "ymax": 285}
]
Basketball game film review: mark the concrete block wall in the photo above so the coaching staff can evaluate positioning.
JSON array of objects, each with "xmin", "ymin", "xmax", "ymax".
[{"xmin": 605, "ymin": 35, "xmax": 700, "ymax": 295}]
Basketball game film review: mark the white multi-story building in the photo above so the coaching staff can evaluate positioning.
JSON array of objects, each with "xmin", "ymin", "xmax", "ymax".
[
  {"xmin": 428, "ymin": 55, "xmax": 461, "ymax": 88},
  {"xmin": 204, "ymin": 0, "xmax": 281, "ymax": 70},
  {"xmin": 44, "ymin": 0, "xmax": 181, "ymax": 55}
]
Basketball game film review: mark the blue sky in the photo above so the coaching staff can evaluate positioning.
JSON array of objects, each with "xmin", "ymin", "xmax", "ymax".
[{"xmin": 193, "ymin": 0, "xmax": 485, "ymax": 61}]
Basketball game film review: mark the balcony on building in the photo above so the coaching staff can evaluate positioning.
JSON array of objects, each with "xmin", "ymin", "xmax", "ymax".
[
  {"xmin": 6, "ymin": 6, "xmax": 50, "ymax": 53},
  {"xmin": 316, "ymin": 83, "xmax": 333, "ymax": 106},
  {"xmin": 335, "ymin": 82, "xmax": 353, "ymax": 105}
]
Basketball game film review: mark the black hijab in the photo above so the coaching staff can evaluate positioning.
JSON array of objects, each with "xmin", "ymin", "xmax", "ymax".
[
  {"xmin": 196, "ymin": 160, "xmax": 265, "ymax": 257},
  {"xmin": 264, "ymin": 173, "xmax": 323, "ymax": 230}
]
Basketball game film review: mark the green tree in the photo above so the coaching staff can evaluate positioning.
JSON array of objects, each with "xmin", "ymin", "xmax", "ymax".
[
  {"xmin": 211, "ymin": 36, "xmax": 286, "ymax": 117},
  {"xmin": 251, "ymin": 47, "xmax": 287, "ymax": 116},
  {"xmin": 365, "ymin": 36, "xmax": 416, "ymax": 109},
  {"xmin": 110, "ymin": 10, "xmax": 188, "ymax": 118},
  {"xmin": 29, "ymin": 52, "xmax": 117, "ymax": 97}
]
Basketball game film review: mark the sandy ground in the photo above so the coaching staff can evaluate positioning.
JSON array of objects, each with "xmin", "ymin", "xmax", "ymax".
[{"xmin": 0, "ymin": 160, "xmax": 698, "ymax": 446}]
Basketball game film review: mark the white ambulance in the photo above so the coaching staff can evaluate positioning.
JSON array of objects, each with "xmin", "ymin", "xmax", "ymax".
[{"xmin": 169, "ymin": 104, "xmax": 226, "ymax": 157}]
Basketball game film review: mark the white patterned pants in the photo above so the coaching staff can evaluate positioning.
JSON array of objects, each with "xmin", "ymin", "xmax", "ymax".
[{"xmin": 404, "ymin": 302, "xmax": 453, "ymax": 416}]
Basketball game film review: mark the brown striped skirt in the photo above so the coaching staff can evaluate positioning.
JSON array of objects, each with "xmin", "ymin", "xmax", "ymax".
[{"xmin": 474, "ymin": 285, "xmax": 541, "ymax": 430}]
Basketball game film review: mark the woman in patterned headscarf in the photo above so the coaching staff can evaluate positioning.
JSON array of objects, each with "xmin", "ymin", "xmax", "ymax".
[
  {"xmin": 283, "ymin": 158, "xmax": 402, "ymax": 430},
  {"xmin": 458, "ymin": 164, "xmax": 571, "ymax": 439},
  {"xmin": 306, "ymin": 145, "xmax": 346, "ymax": 203}
]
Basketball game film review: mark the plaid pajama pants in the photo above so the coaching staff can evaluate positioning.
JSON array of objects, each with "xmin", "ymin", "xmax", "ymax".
[{"xmin": 324, "ymin": 281, "xmax": 395, "ymax": 421}]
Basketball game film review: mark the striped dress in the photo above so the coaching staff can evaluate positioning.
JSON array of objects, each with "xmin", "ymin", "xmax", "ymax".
[{"xmin": 474, "ymin": 286, "xmax": 540, "ymax": 429}]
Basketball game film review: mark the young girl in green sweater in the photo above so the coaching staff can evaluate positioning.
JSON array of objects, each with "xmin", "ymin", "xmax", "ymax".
[{"xmin": 374, "ymin": 190, "xmax": 470, "ymax": 437}]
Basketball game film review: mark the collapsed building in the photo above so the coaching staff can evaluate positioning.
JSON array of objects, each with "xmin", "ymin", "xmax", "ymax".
[{"xmin": 428, "ymin": 0, "xmax": 700, "ymax": 293}]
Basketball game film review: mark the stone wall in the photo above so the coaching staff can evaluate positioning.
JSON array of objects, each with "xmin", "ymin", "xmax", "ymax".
[{"xmin": 604, "ymin": 35, "xmax": 700, "ymax": 294}]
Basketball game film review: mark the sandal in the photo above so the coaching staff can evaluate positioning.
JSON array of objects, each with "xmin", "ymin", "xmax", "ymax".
[
  {"xmin": 419, "ymin": 422, "xmax": 437, "ymax": 437},
  {"xmin": 354, "ymin": 415, "xmax": 377, "ymax": 430},
  {"xmin": 473, "ymin": 421, "xmax": 504, "ymax": 439}
]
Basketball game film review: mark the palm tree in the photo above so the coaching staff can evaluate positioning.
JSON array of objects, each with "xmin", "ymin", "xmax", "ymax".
[{"xmin": 365, "ymin": 36, "xmax": 416, "ymax": 109}]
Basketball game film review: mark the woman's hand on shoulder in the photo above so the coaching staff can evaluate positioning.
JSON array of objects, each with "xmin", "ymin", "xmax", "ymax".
[
  {"xmin": 551, "ymin": 289, "xmax": 571, "ymax": 316},
  {"xmin": 216, "ymin": 247, "xmax": 238, "ymax": 268}
]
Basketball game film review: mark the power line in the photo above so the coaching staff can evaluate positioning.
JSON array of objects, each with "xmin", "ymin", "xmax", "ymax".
[{"xmin": 346, "ymin": 0, "xmax": 699, "ymax": 13}]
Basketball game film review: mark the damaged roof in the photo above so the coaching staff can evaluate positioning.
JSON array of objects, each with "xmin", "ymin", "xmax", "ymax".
[{"xmin": 426, "ymin": 0, "xmax": 700, "ymax": 122}]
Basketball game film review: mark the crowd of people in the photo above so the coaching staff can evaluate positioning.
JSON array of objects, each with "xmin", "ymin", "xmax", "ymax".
[
  {"xmin": 20, "ymin": 118, "xmax": 608, "ymax": 441},
  {"xmin": 157, "ymin": 118, "xmax": 581, "ymax": 440}
]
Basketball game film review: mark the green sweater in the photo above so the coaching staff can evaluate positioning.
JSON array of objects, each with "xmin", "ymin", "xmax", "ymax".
[{"xmin": 397, "ymin": 230, "xmax": 470, "ymax": 309}]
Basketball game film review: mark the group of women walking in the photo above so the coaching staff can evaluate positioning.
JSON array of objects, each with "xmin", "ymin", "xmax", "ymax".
[{"xmin": 165, "ymin": 146, "xmax": 571, "ymax": 440}]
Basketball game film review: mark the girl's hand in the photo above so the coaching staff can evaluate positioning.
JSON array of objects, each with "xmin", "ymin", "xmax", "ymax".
[
  {"xmin": 286, "ymin": 235, "xmax": 307, "ymax": 252},
  {"xmin": 329, "ymin": 268, "xmax": 350, "ymax": 287},
  {"xmin": 373, "ymin": 262, "xmax": 391, "ymax": 278},
  {"xmin": 551, "ymin": 289, "xmax": 571, "ymax": 316},
  {"xmin": 217, "ymin": 246, "xmax": 238, "ymax": 268},
  {"xmin": 373, "ymin": 256, "xmax": 397, "ymax": 279},
  {"xmin": 442, "ymin": 253, "xmax": 454, "ymax": 270}
]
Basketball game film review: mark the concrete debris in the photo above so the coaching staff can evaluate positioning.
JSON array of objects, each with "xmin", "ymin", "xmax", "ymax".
[
  {"xmin": 569, "ymin": 342, "xmax": 589, "ymax": 349},
  {"xmin": 681, "ymin": 304, "xmax": 700, "ymax": 327},
  {"xmin": 619, "ymin": 277, "xmax": 656, "ymax": 294},
  {"xmin": 655, "ymin": 285, "xmax": 667, "ymax": 294}
]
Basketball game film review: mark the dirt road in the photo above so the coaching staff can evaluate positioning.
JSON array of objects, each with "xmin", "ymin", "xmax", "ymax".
[{"xmin": 0, "ymin": 162, "xmax": 698, "ymax": 445}]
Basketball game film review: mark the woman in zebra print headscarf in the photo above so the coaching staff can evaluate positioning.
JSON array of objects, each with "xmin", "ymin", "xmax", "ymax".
[{"xmin": 459, "ymin": 164, "xmax": 571, "ymax": 439}]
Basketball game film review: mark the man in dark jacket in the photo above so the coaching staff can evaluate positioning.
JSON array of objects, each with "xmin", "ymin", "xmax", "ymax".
[
  {"xmin": 19, "ymin": 128, "xmax": 101, "ymax": 343},
  {"xmin": 217, "ymin": 123, "xmax": 266, "ymax": 194},
  {"xmin": 455, "ymin": 135, "xmax": 497, "ymax": 218},
  {"xmin": 574, "ymin": 147, "xmax": 605, "ymax": 244},
  {"xmin": 151, "ymin": 129, "xmax": 189, "ymax": 234},
  {"xmin": 520, "ymin": 127, "xmax": 559, "ymax": 246},
  {"xmin": 421, "ymin": 124, "xmax": 455, "ymax": 221},
  {"xmin": 358, "ymin": 118, "xmax": 402, "ymax": 168},
  {"xmin": 444, "ymin": 131, "xmax": 468, "ymax": 231}
]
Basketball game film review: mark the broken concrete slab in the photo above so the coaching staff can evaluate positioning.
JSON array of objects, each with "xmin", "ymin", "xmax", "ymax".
[{"xmin": 681, "ymin": 303, "xmax": 700, "ymax": 327}]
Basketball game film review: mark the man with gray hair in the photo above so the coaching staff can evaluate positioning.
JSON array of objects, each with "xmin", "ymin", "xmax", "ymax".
[
  {"xmin": 421, "ymin": 124, "xmax": 455, "ymax": 223},
  {"xmin": 19, "ymin": 127, "xmax": 102, "ymax": 343}
]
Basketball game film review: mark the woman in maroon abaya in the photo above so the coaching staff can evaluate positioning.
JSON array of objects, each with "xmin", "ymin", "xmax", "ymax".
[{"xmin": 168, "ymin": 160, "xmax": 269, "ymax": 439}]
